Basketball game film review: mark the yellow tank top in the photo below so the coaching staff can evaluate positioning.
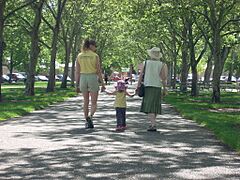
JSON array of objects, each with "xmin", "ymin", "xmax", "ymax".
[
  {"xmin": 114, "ymin": 91, "xmax": 126, "ymax": 108},
  {"xmin": 77, "ymin": 50, "xmax": 98, "ymax": 73}
]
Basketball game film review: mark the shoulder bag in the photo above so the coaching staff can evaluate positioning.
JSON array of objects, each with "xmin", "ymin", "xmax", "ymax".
[{"xmin": 138, "ymin": 60, "xmax": 147, "ymax": 97}]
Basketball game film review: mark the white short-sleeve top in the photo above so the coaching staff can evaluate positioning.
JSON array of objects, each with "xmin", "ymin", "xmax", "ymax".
[{"xmin": 143, "ymin": 60, "xmax": 163, "ymax": 88}]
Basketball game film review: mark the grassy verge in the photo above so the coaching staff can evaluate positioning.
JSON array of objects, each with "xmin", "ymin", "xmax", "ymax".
[
  {"xmin": 0, "ymin": 82, "xmax": 76, "ymax": 121},
  {"xmin": 164, "ymin": 92, "xmax": 240, "ymax": 153}
]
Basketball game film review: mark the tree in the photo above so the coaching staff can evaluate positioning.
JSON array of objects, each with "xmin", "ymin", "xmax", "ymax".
[
  {"xmin": 45, "ymin": 0, "xmax": 67, "ymax": 92},
  {"xmin": 197, "ymin": 0, "xmax": 239, "ymax": 102},
  {"xmin": 25, "ymin": 0, "xmax": 45, "ymax": 96},
  {"xmin": 0, "ymin": 0, "xmax": 35, "ymax": 102},
  {"xmin": 0, "ymin": 0, "xmax": 6, "ymax": 102}
]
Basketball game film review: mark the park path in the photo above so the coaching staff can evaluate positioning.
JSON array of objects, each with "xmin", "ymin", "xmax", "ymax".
[{"xmin": 0, "ymin": 83, "xmax": 240, "ymax": 180}]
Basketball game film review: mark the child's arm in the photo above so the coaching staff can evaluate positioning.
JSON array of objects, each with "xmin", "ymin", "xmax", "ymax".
[
  {"xmin": 105, "ymin": 89, "xmax": 117, "ymax": 95},
  {"xmin": 125, "ymin": 90, "xmax": 135, "ymax": 97}
]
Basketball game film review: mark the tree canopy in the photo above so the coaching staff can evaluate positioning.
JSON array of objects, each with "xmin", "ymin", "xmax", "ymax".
[{"xmin": 0, "ymin": 0, "xmax": 239, "ymax": 102}]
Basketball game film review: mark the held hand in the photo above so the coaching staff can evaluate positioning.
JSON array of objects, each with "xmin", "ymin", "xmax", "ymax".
[
  {"xmin": 162, "ymin": 88, "xmax": 168, "ymax": 96},
  {"xmin": 101, "ymin": 85, "xmax": 106, "ymax": 92},
  {"xmin": 135, "ymin": 88, "xmax": 139, "ymax": 94},
  {"xmin": 76, "ymin": 87, "xmax": 81, "ymax": 93}
]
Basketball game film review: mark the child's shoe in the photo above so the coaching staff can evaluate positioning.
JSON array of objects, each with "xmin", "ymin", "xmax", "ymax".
[
  {"xmin": 147, "ymin": 125, "xmax": 157, "ymax": 132},
  {"xmin": 122, "ymin": 125, "xmax": 127, "ymax": 130},
  {"xmin": 115, "ymin": 126, "xmax": 124, "ymax": 132}
]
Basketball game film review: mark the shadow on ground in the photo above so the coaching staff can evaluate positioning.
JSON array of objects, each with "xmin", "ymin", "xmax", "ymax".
[{"xmin": 0, "ymin": 85, "xmax": 240, "ymax": 179}]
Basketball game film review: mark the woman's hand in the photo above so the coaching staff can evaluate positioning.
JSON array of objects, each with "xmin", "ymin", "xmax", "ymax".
[
  {"xmin": 76, "ymin": 87, "xmax": 81, "ymax": 93},
  {"xmin": 101, "ymin": 85, "xmax": 106, "ymax": 92},
  {"xmin": 162, "ymin": 88, "xmax": 168, "ymax": 96}
]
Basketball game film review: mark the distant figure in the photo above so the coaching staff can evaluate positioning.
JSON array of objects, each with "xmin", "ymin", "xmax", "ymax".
[
  {"xmin": 105, "ymin": 80, "xmax": 135, "ymax": 132},
  {"xmin": 104, "ymin": 73, "xmax": 109, "ymax": 85},
  {"xmin": 75, "ymin": 39, "xmax": 106, "ymax": 129},
  {"xmin": 136, "ymin": 47, "xmax": 168, "ymax": 131}
]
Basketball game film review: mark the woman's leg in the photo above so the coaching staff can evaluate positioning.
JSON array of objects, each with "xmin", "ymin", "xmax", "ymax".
[
  {"xmin": 82, "ymin": 92, "xmax": 90, "ymax": 119},
  {"xmin": 89, "ymin": 91, "xmax": 99, "ymax": 117},
  {"xmin": 148, "ymin": 113, "xmax": 157, "ymax": 127}
]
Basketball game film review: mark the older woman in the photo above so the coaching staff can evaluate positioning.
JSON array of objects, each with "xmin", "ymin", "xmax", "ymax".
[
  {"xmin": 137, "ymin": 47, "xmax": 168, "ymax": 131},
  {"xmin": 75, "ymin": 39, "xmax": 105, "ymax": 129}
]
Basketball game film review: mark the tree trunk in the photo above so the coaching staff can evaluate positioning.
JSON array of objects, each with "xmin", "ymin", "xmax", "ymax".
[
  {"xmin": 46, "ymin": 0, "xmax": 67, "ymax": 92},
  {"xmin": 25, "ymin": 1, "xmax": 44, "ymax": 96},
  {"xmin": 180, "ymin": 17, "xmax": 189, "ymax": 93},
  {"xmin": 0, "ymin": 0, "xmax": 5, "ymax": 102},
  {"xmin": 208, "ymin": 0, "xmax": 229, "ymax": 103},
  {"xmin": 46, "ymin": 26, "xmax": 59, "ymax": 92},
  {"xmin": 70, "ymin": 35, "xmax": 78, "ymax": 87},
  {"xmin": 212, "ymin": 44, "xmax": 230, "ymax": 103},
  {"xmin": 204, "ymin": 53, "xmax": 213, "ymax": 85},
  {"xmin": 60, "ymin": 42, "xmax": 72, "ymax": 88},
  {"xmin": 188, "ymin": 17, "xmax": 198, "ymax": 96},
  {"xmin": 171, "ymin": 32, "xmax": 178, "ymax": 90},
  {"xmin": 191, "ymin": 65, "xmax": 198, "ymax": 96},
  {"xmin": 9, "ymin": 52, "xmax": 13, "ymax": 83},
  {"xmin": 227, "ymin": 51, "xmax": 235, "ymax": 82}
]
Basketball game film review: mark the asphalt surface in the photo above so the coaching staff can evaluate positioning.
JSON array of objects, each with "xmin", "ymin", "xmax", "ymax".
[{"xmin": 0, "ymin": 83, "xmax": 240, "ymax": 180}]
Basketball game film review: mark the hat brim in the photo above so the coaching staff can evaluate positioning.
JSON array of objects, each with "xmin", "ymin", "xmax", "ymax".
[{"xmin": 147, "ymin": 49, "xmax": 162, "ymax": 60}]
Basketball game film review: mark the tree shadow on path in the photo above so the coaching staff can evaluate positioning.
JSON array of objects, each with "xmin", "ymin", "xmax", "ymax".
[{"xmin": 0, "ymin": 91, "xmax": 240, "ymax": 180}]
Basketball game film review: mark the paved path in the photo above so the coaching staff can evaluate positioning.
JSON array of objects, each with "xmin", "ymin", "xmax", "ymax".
[{"xmin": 0, "ymin": 84, "xmax": 240, "ymax": 179}]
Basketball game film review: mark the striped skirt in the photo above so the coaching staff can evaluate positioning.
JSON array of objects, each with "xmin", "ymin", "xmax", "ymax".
[{"xmin": 140, "ymin": 86, "xmax": 162, "ymax": 114}]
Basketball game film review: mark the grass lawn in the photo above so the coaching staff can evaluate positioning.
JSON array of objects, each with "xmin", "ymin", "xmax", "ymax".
[
  {"xmin": 164, "ymin": 92, "xmax": 240, "ymax": 153},
  {"xmin": 0, "ymin": 82, "xmax": 76, "ymax": 121}
]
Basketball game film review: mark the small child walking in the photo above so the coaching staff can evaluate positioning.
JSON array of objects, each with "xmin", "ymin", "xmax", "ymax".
[{"xmin": 105, "ymin": 80, "xmax": 135, "ymax": 132}]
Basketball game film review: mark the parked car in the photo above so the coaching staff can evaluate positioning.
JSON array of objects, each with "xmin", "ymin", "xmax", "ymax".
[
  {"xmin": 7, "ymin": 73, "xmax": 18, "ymax": 82},
  {"xmin": 220, "ymin": 75, "xmax": 237, "ymax": 82},
  {"xmin": 18, "ymin": 72, "xmax": 27, "ymax": 77},
  {"xmin": 1, "ymin": 75, "xmax": 10, "ymax": 83},
  {"xmin": 56, "ymin": 74, "xmax": 71, "ymax": 82},
  {"xmin": 55, "ymin": 75, "xmax": 61, "ymax": 81},
  {"xmin": 7, "ymin": 73, "xmax": 26, "ymax": 82},
  {"xmin": 35, "ymin": 75, "xmax": 48, "ymax": 81}
]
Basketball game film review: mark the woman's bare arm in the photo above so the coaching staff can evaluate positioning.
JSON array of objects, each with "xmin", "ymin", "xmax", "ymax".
[{"xmin": 96, "ymin": 56, "xmax": 106, "ymax": 91}]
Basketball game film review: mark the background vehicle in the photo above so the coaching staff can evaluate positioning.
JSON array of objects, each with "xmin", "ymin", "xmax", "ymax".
[
  {"xmin": 56, "ymin": 74, "xmax": 71, "ymax": 82},
  {"xmin": 1, "ymin": 75, "xmax": 10, "ymax": 83},
  {"xmin": 35, "ymin": 75, "xmax": 48, "ymax": 81},
  {"xmin": 7, "ymin": 73, "xmax": 26, "ymax": 82}
]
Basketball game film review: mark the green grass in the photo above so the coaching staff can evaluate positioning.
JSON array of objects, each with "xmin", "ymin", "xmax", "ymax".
[
  {"xmin": 0, "ymin": 82, "xmax": 76, "ymax": 121},
  {"xmin": 164, "ymin": 92, "xmax": 240, "ymax": 153}
]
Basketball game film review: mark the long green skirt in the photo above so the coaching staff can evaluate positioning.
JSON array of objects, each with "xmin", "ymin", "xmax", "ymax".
[{"xmin": 140, "ymin": 86, "xmax": 162, "ymax": 114}]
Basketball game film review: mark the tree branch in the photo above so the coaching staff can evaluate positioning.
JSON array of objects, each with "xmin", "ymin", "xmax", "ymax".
[
  {"xmin": 193, "ymin": 33, "xmax": 203, "ymax": 46},
  {"xmin": 221, "ymin": 18, "xmax": 240, "ymax": 31},
  {"xmin": 221, "ymin": 30, "xmax": 240, "ymax": 37},
  {"xmin": 196, "ymin": 41, "xmax": 207, "ymax": 64},
  {"xmin": 42, "ymin": 16, "xmax": 54, "ymax": 31},
  {"xmin": 39, "ymin": 39, "xmax": 51, "ymax": 49},
  {"xmin": 4, "ymin": 0, "xmax": 37, "ymax": 21},
  {"xmin": 45, "ymin": 1, "xmax": 57, "ymax": 20},
  {"xmin": 192, "ymin": 12, "xmax": 213, "ymax": 51},
  {"xmin": 17, "ymin": 14, "xmax": 33, "ymax": 29}
]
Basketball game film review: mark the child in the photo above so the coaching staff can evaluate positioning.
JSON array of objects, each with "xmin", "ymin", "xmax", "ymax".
[{"xmin": 105, "ymin": 80, "xmax": 135, "ymax": 132}]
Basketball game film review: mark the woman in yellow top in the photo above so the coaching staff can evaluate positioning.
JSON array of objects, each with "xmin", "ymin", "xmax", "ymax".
[{"xmin": 75, "ymin": 39, "xmax": 105, "ymax": 129}]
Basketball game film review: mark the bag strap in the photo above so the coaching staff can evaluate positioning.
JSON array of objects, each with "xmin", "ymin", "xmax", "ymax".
[{"xmin": 142, "ymin": 60, "xmax": 147, "ymax": 82}]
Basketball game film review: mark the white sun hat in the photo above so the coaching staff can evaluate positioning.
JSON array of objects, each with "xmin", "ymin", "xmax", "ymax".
[{"xmin": 147, "ymin": 47, "xmax": 162, "ymax": 60}]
